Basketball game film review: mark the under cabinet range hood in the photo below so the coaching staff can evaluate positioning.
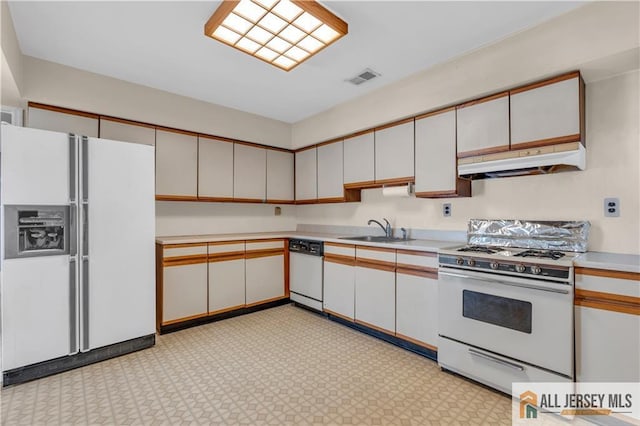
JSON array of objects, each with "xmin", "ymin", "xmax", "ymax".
[{"xmin": 458, "ymin": 143, "xmax": 586, "ymax": 179}]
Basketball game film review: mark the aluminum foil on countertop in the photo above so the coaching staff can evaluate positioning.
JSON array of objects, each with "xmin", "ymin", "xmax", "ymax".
[{"xmin": 467, "ymin": 219, "xmax": 590, "ymax": 252}]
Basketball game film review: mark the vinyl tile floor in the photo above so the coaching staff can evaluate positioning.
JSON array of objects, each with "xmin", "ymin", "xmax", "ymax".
[{"xmin": 1, "ymin": 305, "xmax": 512, "ymax": 425}]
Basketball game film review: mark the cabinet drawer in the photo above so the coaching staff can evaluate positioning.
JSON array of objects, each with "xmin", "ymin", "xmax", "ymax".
[
  {"xmin": 208, "ymin": 242, "xmax": 245, "ymax": 256},
  {"xmin": 325, "ymin": 242, "xmax": 355, "ymax": 257},
  {"xmin": 163, "ymin": 244, "xmax": 208, "ymax": 259},
  {"xmin": 246, "ymin": 240, "xmax": 285, "ymax": 252},
  {"xmin": 356, "ymin": 247, "xmax": 395, "ymax": 264},
  {"xmin": 396, "ymin": 250, "xmax": 437, "ymax": 270}
]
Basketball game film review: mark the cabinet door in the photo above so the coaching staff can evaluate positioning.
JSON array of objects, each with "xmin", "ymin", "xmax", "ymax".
[
  {"xmin": 510, "ymin": 74, "xmax": 582, "ymax": 148},
  {"xmin": 234, "ymin": 144, "xmax": 266, "ymax": 202},
  {"xmin": 323, "ymin": 260, "xmax": 355, "ymax": 320},
  {"xmin": 355, "ymin": 266, "xmax": 396, "ymax": 333},
  {"xmin": 99, "ymin": 118, "xmax": 155, "ymax": 145},
  {"xmin": 162, "ymin": 263, "xmax": 208, "ymax": 323},
  {"xmin": 266, "ymin": 149, "xmax": 294, "ymax": 203},
  {"xmin": 415, "ymin": 109, "xmax": 458, "ymax": 195},
  {"xmin": 457, "ymin": 94, "xmax": 509, "ymax": 157},
  {"xmin": 317, "ymin": 141, "xmax": 344, "ymax": 201},
  {"xmin": 295, "ymin": 147, "xmax": 317, "ymax": 202},
  {"xmin": 246, "ymin": 254, "xmax": 285, "ymax": 305},
  {"xmin": 209, "ymin": 259, "xmax": 245, "ymax": 313},
  {"xmin": 396, "ymin": 272, "xmax": 438, "ymax": 349},
  {"xmin": 28, "ymin": 106, "xmax": 99, "ymax": 137},
  {"xmin": 374, "ymin": 120, "xmax": 414, "ymax": 183},
  {"xmin": 155, "ymin": 129, "xmax": 198, "ymax": 198},
  {"xmin": 343, "ymin": 132, "xmax": 374, "ymax": 186},
  {"xmin": 198, "ymin": 136, "xmax": 234, "ymax": 200}
]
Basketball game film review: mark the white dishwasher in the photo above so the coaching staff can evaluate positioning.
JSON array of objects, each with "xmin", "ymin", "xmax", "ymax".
[{"xmin": 289, "ymin": 239, "xmax": 324, "ymax": 312}]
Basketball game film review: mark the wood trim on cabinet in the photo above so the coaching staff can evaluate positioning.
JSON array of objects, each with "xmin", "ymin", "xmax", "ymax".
[
  {"xmin": 155, "ymin": 243, "xmax": 164, "ymax": 332},
  {"xmin": 246, "ymin": 238, "xmax": 286, "ymax": 244},
  {"xmin": 325, "ymin": 242, "xmax": 356, "ymax": 249},
  {"xmin": 163, "ymin": 255, "xmax": 208, "ymax": 267},
  {"xmin": 294, "ymin": 144, "xmax": 317, "ymax": 153},
  {"xmin": 284, "ymin": 239, "xmax": 290, "ymax": 297},
  {"xmin": 375, "ymin": 177, "xmax": 415, "ymax": 186},
  {"xmin": 245, "ymin": 248, "xmax": 285, "ymax": 259},
  {"xmin": 344, "ymin": 128, "xmax": 375, "ymax": 140},
  {"xmin": 395, "ymin": 333, "xmax": 437, "ymax": 351},
  {"xmin": 207, "ymin": 252, "xmax": 245, "ymax": 262},
  {"xmin": 396, "ymin": 266, "xmax": 438, "ymax": 280},
  {"xmin": 295, "ymin": 199, "xmax": 318, "ymax": 205},
  {"xmin": 266, "ymin": 199, "xmax": 296, "ymax": 205},
  {"xmin": 355, "ymin": 258, "xmax": 396, "ymax": 273},
  {"xmin": 28, "ymin": 102, "xmax": 100, "ymax": 119},
  {"xmin": 198, "ymin": 133, "xmax": 236, "ymax": 143},
  {"xmin": 324, "ymin": 253, "xmax": 356, "ymax": 267},
  {"xmin": 344, "ymin": 180, "xmax": 378, "ymax": 190},
  {"xmin": 163, "ymin": 242, "xmax": 208, "ymax": 249},
  {"xmin": 323, "ymin": 308, "xmax": 354, "ymax": 322},
  {"xmin": 245, "ymin": 295, "xmax": 289, "ymax": 308},
  {"xmin": 456, "ymin": 145, "xmax": 510, "ymax": 159},
  {"xmin": 162, "ymin": 312, "xmax": 209, "ymax": 326},
  {"xmin": 231, "ymin": 197, "xmax": 265, "ymax": 204},
  {"xmin": 208, "ymin": 304, "xmax": 246, "ymax": 317},
  {"xmin": 457, "ymin": 91, "xmax": 509, "ymax": 109},
  {"xmin": 155, "ymin": 125, "xmax": 198, "ymax": 137},
  {"xmin": 344, "ymin": 188, "xmax": 362, "ymax": 202},
  {"xmin": 357, "ymin": 245, "xmax": 396, "ymax": 254},
  {"xmin": 509, "ymin": 134, "xmax": 581, "ymax": 151},
  {"xmin": 208, "ymin": 240, "xmax": 245, "ymax": 246},
  {"xmin": 354, "ymin": 319, "xmax": 394, "ymax": 336},
  {"xmin": 509, "ymin": 71, "xmax": 581, "ymax": 95},
  {"xmin": 197, "ymin": 196, "xmax": 235, "ymax": 203},
  {"xmin": 316, "ymin": 138, "xmax": 343, "ymax": 148},
  {"xmin": 579, "ymin": 74, "xmax": 586, "ymax": 147},
  {"xmin": 415, "ymin": 106, "xmax": 456, "ymax": 121},
  {"xmin": 292, "ymin": 0, "xmax": 348, "ymax": 34},
  {"xmin": 395, "ymin": 249, "xmax": 437, "ymax": 257},
  {"xmin": 99, "ymin": 115, "xmax": 157, "ymax": 129},
  {"xmin": 575, "ymin": 289, "xmax": 640, "ymax": 316},
  {"xmin": 374, "ymin": 117, "xmax": 415, "ymax": 132},
  {"xmin": 317, "ymin": 197, "xmax": 346, "ymax": 204},
  {"xmin": 575, "ymin": 267, "xmax": 640, "ymax": 282},
  {"xmin": 156, "ymin": 195, "xmax": 200, "ymax": 202}
]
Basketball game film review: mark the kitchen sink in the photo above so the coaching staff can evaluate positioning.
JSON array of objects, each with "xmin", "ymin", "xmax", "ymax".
[{"xmin": 339, "ymin": 235, "xmax": 415, "ymax": 243}]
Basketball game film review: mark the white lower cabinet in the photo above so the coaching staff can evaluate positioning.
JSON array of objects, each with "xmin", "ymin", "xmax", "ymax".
[
  {"xmin": 163, "ymin": 262, "xmax": 208, "ymax": 323},
  {"xmin": 355, "ymin": 266, "xmax": 395, "ymax": 332},
  {"xmin": 208, "ymin": 242, "xmax": 246, "ymax": 314},
  {"xmin": 245, "ymin": 240, "xmax": 285, "ymax": 305},
  {"xmin": 396, "ymin": 271, "xmax": 438, "ymax": 349},
  {"xmin": 323, "ymin": 260, "xmax": 355, "ymax": 320}
]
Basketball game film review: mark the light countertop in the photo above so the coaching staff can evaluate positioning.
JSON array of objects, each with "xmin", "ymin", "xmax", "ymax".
[{"xmin": 574, "ymin": 252, "xmax": 640, "ymax": 274}]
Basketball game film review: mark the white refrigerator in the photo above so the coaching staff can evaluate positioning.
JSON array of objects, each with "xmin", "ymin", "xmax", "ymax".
[{"xmin": 1, "ymin": 123, "xmax": 156, "ymax": 384}]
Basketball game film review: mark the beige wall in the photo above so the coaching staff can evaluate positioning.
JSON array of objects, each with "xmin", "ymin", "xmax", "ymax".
[
  {"xmin": 292, "ymin": 1, "xmax": 640, "ymax": 147},
  {"xmin": 296, "ymin": 70, "xmax": 640, "ymax": 255},
  {"xmin": 21, "ymin": 56, "xmax": 291, "ymax": 149},
  {"xmin": 1, "ymin": 1, "xmax": 24, "ymax": 106}
]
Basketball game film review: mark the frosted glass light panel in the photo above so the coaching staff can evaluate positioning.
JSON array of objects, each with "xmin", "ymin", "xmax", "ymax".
[{"xmin": 205, "ymin": 0, "xmax": 348, "ymax": 71}]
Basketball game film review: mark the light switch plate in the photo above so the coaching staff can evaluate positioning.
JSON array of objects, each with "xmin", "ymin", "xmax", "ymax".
[
  {"xmin": 443, "ymin": 203, "xmax": 452, "ymax": 217},
  {"xmin": 604, "ymin": 198, "xmax": 620, "ymax": 217}
]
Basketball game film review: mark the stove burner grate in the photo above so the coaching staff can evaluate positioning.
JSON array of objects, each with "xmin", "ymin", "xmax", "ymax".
[
  {"xmin": 457, "ymin": 245, "xmax": 498, "ymax": 254},
  {"xmin": 513, "ymin": 249, "xmax": 566, "ymax": 260}
]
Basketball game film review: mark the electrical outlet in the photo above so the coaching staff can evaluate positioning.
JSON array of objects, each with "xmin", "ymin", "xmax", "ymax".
[
  {"xmin": 274, "ymin": 206, "xmax": 282, "ymax": 216},
  {"xmin": 604, "ymin": 198, "xmax": 620, "ymax": 217},
  {"xmin": 443, "ymin": 203, "xmax": 452, "ymax": 217}
]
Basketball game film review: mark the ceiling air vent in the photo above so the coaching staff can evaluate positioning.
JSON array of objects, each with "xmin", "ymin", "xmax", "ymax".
[{"xmin": 347, "ymin": 68, "xmax": 381, "ymax": 85}]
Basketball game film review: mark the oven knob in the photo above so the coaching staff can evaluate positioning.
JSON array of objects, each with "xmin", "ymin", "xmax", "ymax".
[
  {"xmin": 515, "ymin": 264, "xmax": 526, "ymax": 273},
  {"xmin": 490, "ymin": 261, "xmax": 499, "ymax": 270},
  {"xmin": 531, "ymin": 265, "xmax": 542, "ymax": 275},
  {"xmin": 467, "ymin": 259, "xmax": 476, "ymax": 267},
  {"xmin": 456, "ymin": 257, "xmax": 465, "ymax": 265}
]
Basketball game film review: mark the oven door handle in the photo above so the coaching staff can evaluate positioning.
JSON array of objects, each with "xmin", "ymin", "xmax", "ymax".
[
  {"xmin": 468, "ymin": 348, "xmax": 525, "ymax": 371},
  {"xmin": 438, "ymin": 271, "xmax": 570, "ymax": 294}
]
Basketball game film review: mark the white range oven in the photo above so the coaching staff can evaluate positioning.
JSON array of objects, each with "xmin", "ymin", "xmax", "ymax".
[{"xmin": 438, "ymin": 243, "xmax": 581, "ymax": 394}]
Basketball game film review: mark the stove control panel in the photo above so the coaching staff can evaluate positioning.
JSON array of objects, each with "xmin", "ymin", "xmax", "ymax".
[{"xmin": 439, "ymin": 254, "xmax": 570, "ymax": 280}]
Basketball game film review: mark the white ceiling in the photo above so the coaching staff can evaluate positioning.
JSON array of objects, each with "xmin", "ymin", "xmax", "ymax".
[{"xmin": 9, "ymin": 1, "xmax": 584, "ymax": 123}]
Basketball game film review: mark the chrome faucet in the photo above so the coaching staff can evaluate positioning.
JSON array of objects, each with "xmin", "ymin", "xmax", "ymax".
[{"xmin": 368, "ymin": 218, "xmax": 392, "ymax": 238}]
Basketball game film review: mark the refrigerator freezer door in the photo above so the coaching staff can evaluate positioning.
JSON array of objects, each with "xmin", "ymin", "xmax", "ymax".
[
  {"xmin": 82, "ymin": 137, "xmax": 155, "ymax": 351},
  {"xmin": 0, "ymin": 124, "xmax": 71, "ymax": 205},
  {"xmin": 1, "ymin": 256, "xmax": 71, "ymax": 370}
]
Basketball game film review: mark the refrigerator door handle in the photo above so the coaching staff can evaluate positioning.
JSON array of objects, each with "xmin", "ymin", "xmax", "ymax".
[
  {"xmin": 79, "ymin": 135, "xmax": 90, "ymax": 352},
  {"xmin": 69, "ymin": 134, "xmax": 77, "ymax": 202},
  {"xmin": 69, "ymin": 256, "xmax": 79, "ymax": 355},
  {"xmin": 80, "ymin": 255, "xmax": 90, "ymax": 352},
  {"xmin": 81, "ymin": 136, "xmax": 89, "ymax": 202}
]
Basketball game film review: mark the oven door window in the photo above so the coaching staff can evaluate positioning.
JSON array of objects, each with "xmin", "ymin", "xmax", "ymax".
[{"xmin": 462, "ymin": 290, "xmax": 532, "ymax": 334}]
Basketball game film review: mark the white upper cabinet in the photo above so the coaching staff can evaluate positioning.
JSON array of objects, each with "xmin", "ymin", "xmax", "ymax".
[
  {"xmin": 317, "ymin": 141, "xmax": 344, "ymax": 201},
  {"xmin": 198, "ymin": 136, "xmax": 234, "ymax": 200},
  {"xmin": 456, "ymin": 94, "xmax": 509, "ymax": 157},
  {"xmin": 28, "ymin": 105, "xmax": 99, "ymax": 137},
  {"xmin": 415, "ymin": 109, "xmax": 461, "ymax": 196},
  {"xmin": 99, "ymin": 118, "xmax": 156, "ymax": 145},
  {"xmin": 155, "ymin": 129, "xmax": 198, "ymax": 198},
  {"xmin": 510, "ymin": 73, "xmax": 582, "ymax": 148},
  {"xmin": 266, "ymin": 149, "xmax": 294, "ymax": 203},
  {"xmin": 295, "ymin": 147, "xmax": 317, "ymax": 202},
  {"xmin": 343, "ymin": 132, "xmax": 374, "ymax": 186},
  {"xmin": 234, "ymin": 143, "xmax": 266, "ymax": 201},
  {"xmin": 374, "ymin": 120, "xmax": 415, "ymax": 182}
]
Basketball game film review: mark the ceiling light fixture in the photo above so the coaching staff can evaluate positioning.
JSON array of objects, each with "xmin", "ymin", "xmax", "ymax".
[{"xmin": 205, "ymin": 0, "xmax": 348, "ymax": 71}]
